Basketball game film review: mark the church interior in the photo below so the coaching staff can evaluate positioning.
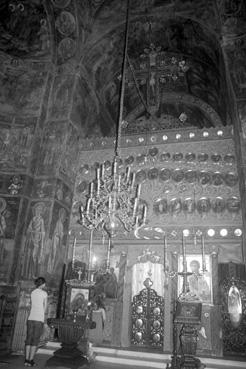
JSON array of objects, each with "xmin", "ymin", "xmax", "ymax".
[{"xmin": 0, "ymin": 0, "xmax": 246, "ymax": 368}]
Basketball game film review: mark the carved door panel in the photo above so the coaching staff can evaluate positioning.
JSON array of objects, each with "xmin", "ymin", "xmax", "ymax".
[{"xmin": 131, "ymin": 286, "xmax": 164, "ymax": 349}]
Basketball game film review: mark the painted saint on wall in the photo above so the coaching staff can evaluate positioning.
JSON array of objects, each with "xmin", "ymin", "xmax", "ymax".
[
  {"xmin": 0, "ymin": 197, "xmax": 7, "ymax": 264},
  {"xmin": 21, "ymin": 202, "xmax": 46, "ymax": 279},
  {"xmin": 47, "ymin": 207, "xmax": 66, "ymax": 273}
]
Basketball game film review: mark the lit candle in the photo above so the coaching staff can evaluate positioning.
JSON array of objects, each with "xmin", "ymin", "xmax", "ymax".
[{"xmin": 201, "ymin": 235, "xmax": 206, "ymax": 272}]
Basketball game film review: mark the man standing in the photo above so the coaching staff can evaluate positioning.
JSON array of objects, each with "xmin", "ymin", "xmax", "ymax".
[{"xmin": 25, "ymin": 277, "xmax": 47, "ymax": 367}]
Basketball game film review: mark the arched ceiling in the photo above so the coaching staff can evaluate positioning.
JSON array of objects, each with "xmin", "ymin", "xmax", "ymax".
[
  {"xmin": 78, "ymin": 1, "xmax": 231, "ymax": 137},
  {"xmin": 0, "ymin": 0, "xmax": 240, "ymax": 137}
]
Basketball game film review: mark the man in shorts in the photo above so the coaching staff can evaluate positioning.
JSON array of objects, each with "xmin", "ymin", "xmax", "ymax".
[{"xmin": 25, "ymin": 277, "xmax": 47, "ymax": 367}]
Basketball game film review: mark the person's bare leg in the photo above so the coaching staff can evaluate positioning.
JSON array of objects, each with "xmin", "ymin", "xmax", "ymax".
[
  {"xmin": 25, "ymin": 345, "xmax": 31, "ymax": 360},
  {"xmin": 29, "ymin": 345, "xmax": 37, "ymax": 360}
]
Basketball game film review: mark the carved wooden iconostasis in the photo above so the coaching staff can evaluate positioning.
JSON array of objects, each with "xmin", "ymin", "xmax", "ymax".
[{"xmin": 69, "ymin": 123, "xmax": 244, "ymax": 356}]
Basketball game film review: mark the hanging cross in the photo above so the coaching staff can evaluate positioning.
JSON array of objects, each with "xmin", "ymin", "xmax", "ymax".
[{"xmin": 126, "ymin": 43, "xmax": 189, "ymax": 112}]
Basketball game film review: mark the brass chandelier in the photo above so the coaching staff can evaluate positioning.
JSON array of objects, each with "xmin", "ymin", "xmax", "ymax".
[{"xmin": 79, "ymin": 0, "xmax": 147, "ymax": 238}]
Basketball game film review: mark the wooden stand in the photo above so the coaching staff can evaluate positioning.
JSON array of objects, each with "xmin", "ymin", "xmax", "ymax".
[
  {"xmin": 167, "ymin": 301, "xmax": 205, "ymax": 369},
  {"xmin": 45, "ymin": 317, "xmax": 90, "ymax": 368}
]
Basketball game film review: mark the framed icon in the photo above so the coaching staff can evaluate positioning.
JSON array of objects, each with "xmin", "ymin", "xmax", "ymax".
[{"xmin": 178, "ymin": 254, "xmax": 213, "ymax": 304}]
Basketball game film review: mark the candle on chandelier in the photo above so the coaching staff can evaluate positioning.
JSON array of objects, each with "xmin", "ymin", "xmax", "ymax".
[
  {"xmin": 97, "ymin": 178, "xmax": 100, "ymax": 195},
  {"xmin": 72, "ymin": 236, "xmax": 76, "ymax": 269},
  {"xmin": 79, "ymin": 205, "xmax": 84, "ymax": 222},
  {"xmin": 113, "ymin": 159, "xmax": 117, "ymax": 175},
  {"xmin": 133, "ymin": 197, "xmax": 138, "ymax": 217},
  {"xmin": 108, "ymin": 195, "xmax": 112, "ymax": 211},
  {"xmin": 143, "ymin": 205, "xmax": 147, "ymax": 223},
  {"xmin": 86, "ymin": 198, "xmax": 91, "ymax": 214},
  {"xmin": 96, "ymin": 168, "xmax": 100, "ymax": 180},
  {"xmin": 117, "ymin": 173, "xmax": 121, "ymax": 192},
  {"xmin": 137, "ymin": 183, "xmax": 141, "ymax": 198},
  {"xmin": 131, "ymin": 172, "xmax": 135, "ymax": 190},
  {"xmin": 101, "ymin": 163, "xmax": 105, "ymax": 179},
  {"xmin": 126, "ymin": 166, "xmax": 131, "ymax": 182},
  {"xmin": 182, "ymin": 232, "xmax": 187, "ymax": 272},
  {"xmin": 164, "ymin": 235, "xmax": 167, "ymax": 271},
  {"xmin": 89, "ymin": 182, "xmax": 94, "ymax": 196}
]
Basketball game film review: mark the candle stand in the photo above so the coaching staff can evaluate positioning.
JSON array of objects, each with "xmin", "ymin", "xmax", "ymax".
[
  {"xmin": 45, "ymin": 315, "xmax": 95, "ymax": 369},
  {"xmin": 164, "ymin": 233, "xmax": 206, "ymax": 369},
  {"xmin": 166, "ymin": 299, "xmax": 205, "ymax": 369}
]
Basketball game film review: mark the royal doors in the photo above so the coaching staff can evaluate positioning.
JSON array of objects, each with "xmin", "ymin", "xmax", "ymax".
[{"xmin": 131, "ymin": 282, "xmax": 164, "ymax": 349}]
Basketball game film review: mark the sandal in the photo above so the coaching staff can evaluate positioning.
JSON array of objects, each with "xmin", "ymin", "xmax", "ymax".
[{"xmin": 24, "ymin": 359, "xmax": 31, "ymax": 366}]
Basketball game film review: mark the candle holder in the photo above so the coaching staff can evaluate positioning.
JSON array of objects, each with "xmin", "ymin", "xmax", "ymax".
[{"xmin": 78, "ymin": 158, "xmax": 147, "ymax": 238}]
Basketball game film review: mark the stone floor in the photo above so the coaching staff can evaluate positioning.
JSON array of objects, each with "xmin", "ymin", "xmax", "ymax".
[
  {"xmin": 0, "ymin": 352, "xmax": 160, "ymax": 369},
  {"xmin": 0, "ymin": 346, "xmax": 245, "ymax": 369}
]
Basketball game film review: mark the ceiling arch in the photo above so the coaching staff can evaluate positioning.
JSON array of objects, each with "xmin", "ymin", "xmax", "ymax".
[{"xmin": 78, "ymin": 9, "xmax": 230, "ymax": 137}]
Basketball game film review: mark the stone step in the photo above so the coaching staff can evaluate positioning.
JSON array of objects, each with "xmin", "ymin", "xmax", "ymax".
[
  {"xmin": 41, "ymin": 342, "xmax": 246, "ymax": 369},
  {"xmin": 92, "ymin": 347, "xmax": 246, "ymax": 369}
]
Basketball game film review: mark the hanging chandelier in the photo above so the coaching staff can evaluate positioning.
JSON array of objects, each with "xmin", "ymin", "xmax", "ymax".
[{"xmin": 79, "ymin": 0, "xmax": 147, "ymax": 238}]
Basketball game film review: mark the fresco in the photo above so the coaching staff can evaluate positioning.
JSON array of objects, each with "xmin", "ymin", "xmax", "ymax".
[
  {"xmin": 38, "ymin": 122, "xmax": 64, "ymax": 175},
  {"xmin": 50, "ymin": 74, "xmax": 75, "ymax": 119},
  {"xmin": 0, "ymin": 123, "xmax": 35, "ymax": 170},
  {"xmin": 33, "ymin": 179, "xmax": 55, "ymax": 199},
  {"xmin": 47, "ymin": 203, "xmax": 70, "ymax": 284},
  {"xmin": 0, "ymin": 197, "xmax": 20, "ymax": 282},
  {"xmin": 55, "ymin": 179, "xmax": 73, "ymax": 207},
  {"xmin": 70, "ymin": 75, "xmax": 102, "ymax": 136},
  {"xmin": 0, "ymin": 68, "xmax": 47, "ymax": 113},
  {"xmin": 20, "ymin": 201, "xmax": 69, "ymax": 283},
  {"xmin": 21, "ymin": 201, "xmax": 50, "ymax": 280},
  {"xmin": 0, "ymin": 0, "xmax": 50, "ymax": 57},
  {"xmin": 81, "ymin": 15, "xmax": 228, "ymax": 136},
  {"xmin": 59, "ymin": 124, "xmax": 80, "ymax": 182}
]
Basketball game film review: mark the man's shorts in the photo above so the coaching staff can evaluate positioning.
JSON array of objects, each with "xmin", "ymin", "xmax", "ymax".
[{"xmin": 25, "ymin": 320, "xmax": 44, "ymax": 346}]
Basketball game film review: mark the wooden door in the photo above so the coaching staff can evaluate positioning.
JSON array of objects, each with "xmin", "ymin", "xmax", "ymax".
[{"xmin": 131, "ymin": 283, "xmax": 164, "ymax": 349}]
